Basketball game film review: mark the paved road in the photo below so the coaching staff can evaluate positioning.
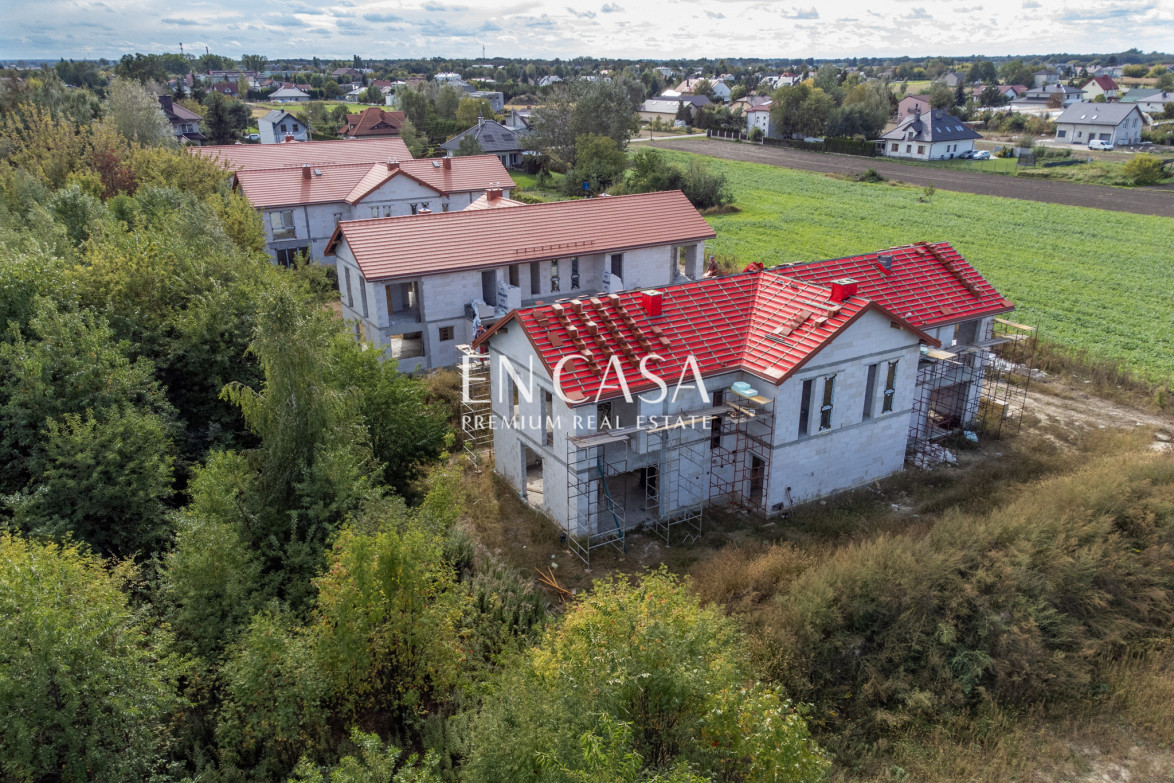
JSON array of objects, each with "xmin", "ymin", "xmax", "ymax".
[{"xmin": 647, "ymin": 137, "xmax": 1174, "ymax": 218}]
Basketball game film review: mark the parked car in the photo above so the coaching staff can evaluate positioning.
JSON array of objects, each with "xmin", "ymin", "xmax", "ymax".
[
  {"xmin": 1088, "ymin": 139, "xmax": 1114, "ymax": 151},
  {"xmin": 958, "ymin": 150, "xmax": 976, "ymax": 159},
  {"xmin": 246, "ymin": 133, "xmax": 261, "ymax": 142},
  {"xmin": 971, "ymin": 150, "xmax": 992, "ymax": 160}
]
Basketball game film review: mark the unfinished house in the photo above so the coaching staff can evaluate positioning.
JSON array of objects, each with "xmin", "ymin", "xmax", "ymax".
[
  {"xmin": 324, "ymin": 191, "xmax": 716, "ymax": 371},
  {"xmin": 471, "ymin": 242, "xmax": 1026, "ymax": 561},
  {"xmin": 233, "ymin": 156, "xmax": 514, "ymax": 266},
  {"xmin": 779, "ymin": 242, "xmax": 1030, "ymax": 455}
]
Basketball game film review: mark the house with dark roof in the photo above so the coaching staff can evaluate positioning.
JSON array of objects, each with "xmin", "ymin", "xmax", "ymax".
[
  {"xmin": 1053, "ymin": 102, "xmax": 1146, "ymax": 146},
  {"xmin": 340, "ymin": 107, "xmax": 406, "ymax": 138},
  {"xmin": 157, "ymin": 96, "xmax": 206, "ymax": 145},
  {"xmin": 440, "ymin": 118, "xmax": 527, "ymax": 168},
  {"xmin": 258, "ymin": 110, "xmax": 309, "ymax": 144},
  {"xmin": 269, "ymin": 86, "xmax": 310, "ymax": 103},
  {"xmin": 1120, "ymin": 89, "xmax": 1174, "ymax": 115},
  {"xmin": 469, "ymin": 241, "xmax": 1016, "ymax": 554},
  {"xmin": 234, "ymin": 155, "xmax": 514, "ymax": 267},
  {"xmin": 879, "ymin": 109, "xmax": 981, "ymax": 160},
  {"xmin": 323, "ymin": 190, "xmax": 715, "ymax": 370}
]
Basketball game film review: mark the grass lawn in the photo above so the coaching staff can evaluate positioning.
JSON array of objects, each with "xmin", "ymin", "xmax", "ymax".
[
  {"xmin": 893, "ymin": 80, "xmax": 934, "ymax": 96},
  {"xmin": 654, "ymin": 149, "xmax": 1174, "ymax": 383}
]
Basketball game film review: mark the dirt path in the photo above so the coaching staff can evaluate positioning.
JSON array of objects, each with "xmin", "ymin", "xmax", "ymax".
[
  {"xmin": 648, "ymin": 137, "xmax": 1174, "ymax": 218},
  {"xmin": 1025, "ymin": 379, "xmax": 1174, "ymax": 453}
]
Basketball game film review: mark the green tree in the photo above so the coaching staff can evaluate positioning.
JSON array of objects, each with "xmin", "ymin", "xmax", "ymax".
[
  {"xmin": 202, "ymin": 92, "xmax": 242, "ymax": 143},
  {"xmin": 0, "ymin": 534, "xmax": 185, "ymax": 783},
  {"xmin": 454, "ymin": 133, "xmax": 484, "ymax": 157},
  {"xmin": 241, "ymin": 53, "xmax": 268, "ymax": 74},
  {"xmin": 435, "ymin": 85, "xmax": 461, "ymax": 119},
  {"xmin": 399, "ymin": 88, "xmax": 431, "ymax": 128},
  {"xmin": 929, "ymin": 83, "xmax": 955, "ymax": 110},
  {"xmin": 528, "ymin": 78, "xmax": 640, "ymax": 168},
  {"xmin": 998, "ymin": 59, "xmax": 1035, "ymax": 87},
  {"xmin": 465, "ymin": 569, "xmax": 828, "ymax": 782},
  {"xmin": 101, "ymin": 77, "xmax": 176, "ymax": 147},
  {"xmin": 967, "ymin": 59, "xmax": 998, "ymax": 84},
  {"xmin": 115, "ymin": 52, "xmax": 169, "ymax": 83},
  {"xmin": 9, "ymin": 407, "xmax": 175, "ymax": 556},
  {"xmin": 362, "ymin": 84, "xmax": 382, "ymax": 104},
  {"xmin": 456, "ymin": 97, "xmax": 495, "ymax": 127},
  {"xmin": 288, "ymin": 729, "xmax": 441, "ymax": 783},
  {"xmin": 0, "ymin": 301, "xmax": 177, "ymax": 555},
  {"xmin": 563, "ymin": 133, "xmax": 628, "ymax": 195}
]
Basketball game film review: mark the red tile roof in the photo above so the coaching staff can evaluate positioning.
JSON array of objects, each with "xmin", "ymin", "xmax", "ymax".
[
  {"xmin": 232, "ymin": 156, "xmax": 514, "ymax": 209},
  {"xmin": 344, "ymin": 156, "xmax": 515, "ymax": 204},
  {"xmin": 341, "ymin": 107, "xmax": 406, "ymax": 137},
  {"xmin": 779, "ymin": 242, "xmax": 1013, "ymax": 329},
  {"xmin": 325, "ymin": 190, "xmax": 716, "ymax": 282},
  {"xmin": 195, "ymin": 138, "xmax": 412, "ymax": 171},
  {"xmin": 1088, "ymin": 75, "xmax": 1118, "ymax": 91},
  {"xmin": 474, "ymin": 272, "xmax": 934, "ymax": 405},
  {"xmin": 464, "ymin": 192, "xmax": 524, "ymax": 210}
]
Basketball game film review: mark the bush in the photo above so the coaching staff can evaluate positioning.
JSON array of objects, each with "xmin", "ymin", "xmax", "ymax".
[
  {"xmin": 1123, "ymin": 153, "xmax": 1166, "ymax": 186},
  {"xmin": 762, "ymin": 454, "xmax": 1174, "ymax": 749},
  {"xmin": 465, "ymin": 568, "xmax": 828, "ymax": 782},
  {"xmin": 0, "ymin": 535, "xmax": 185, "ymax": 783}
]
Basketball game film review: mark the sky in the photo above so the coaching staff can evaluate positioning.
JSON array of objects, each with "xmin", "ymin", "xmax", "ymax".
[{"xmin": 2, "ymin": 0, "xmax": 1172, "ymax": 62}]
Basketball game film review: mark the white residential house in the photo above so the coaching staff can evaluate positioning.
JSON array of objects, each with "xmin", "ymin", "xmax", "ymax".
[
  {"xmin": 323, "ymin": 191, "xmax": 716, "ymax": 372},
  {"xmin": 234, "ymin": 155, "xmax": 514, "ymax": 267},
  {"xmin": 268, "ymin": 86, "xmax": 310, "ymax": 103},
  {"xmin": 1053, "ymin": 102, "xmax": 1146, "ymax": 146},
  {"xmin": 471, "ymin": 241, "xmax": 1014, "ymax": 554},
  {"xmin": 258, "ymin": 110, "xmax": 309, "ymax": 144},
  {"xmin": 745, "ymin": 106, "xmax": 773, "ymax": 137},
  {"xmin": 879, "ymin": 109, "xmax": 981, "ymax": 160},
  {"xmin": 1081, "ymin": 75, "xmax": 1120, "ymax": 101},
  {"xmin": 1022, "ymin": 84, "xmax": 1085, "ymax": 106}
]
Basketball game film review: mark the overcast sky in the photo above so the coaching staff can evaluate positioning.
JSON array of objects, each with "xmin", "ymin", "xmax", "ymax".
[{"xmin": 3, "ymin": 0, "xmax": 1172, "ymax": 62}]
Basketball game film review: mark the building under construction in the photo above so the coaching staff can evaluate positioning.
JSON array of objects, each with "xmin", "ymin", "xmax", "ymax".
[{"xmin": 468, "ymin": 242, "xmax": 1034, "ymax": 563}]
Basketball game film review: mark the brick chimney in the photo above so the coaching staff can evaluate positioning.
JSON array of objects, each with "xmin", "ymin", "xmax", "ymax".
[
  {"xmin": 829, "ymin": 278, "xmax": 858, "ymax": 302},
  {"xmin": 386, "ymin": 158, "xmax": 399, "ymax": 171},
  {"xmin": 284, "ymin": 133, "xmax": 296, "ymax": 143},
  {"xmin": 442, "ymin": 156, "xmax": 452, "ymax": 169},
  {"xmin": 486, "ymin": 186, "xmax": 501, "ymax": 202},
  {"xmin": 302, "ymin": 164, "xmax": 311, "ymax": 179}
]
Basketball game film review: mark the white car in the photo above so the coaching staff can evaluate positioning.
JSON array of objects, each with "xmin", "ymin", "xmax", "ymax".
[
  {"xmin": 246, "ymin": 133, "xmax": 261, "ymax": 142},
  {"xmin": 971, "ymin": 150, "xmax": 992, "ymax": 160},
  {"xmin": 1088, "ymin": 139, "xmax": 1114, "ymax": 151}
]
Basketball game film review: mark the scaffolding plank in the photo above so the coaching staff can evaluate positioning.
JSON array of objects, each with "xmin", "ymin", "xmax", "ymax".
[
  {"xmin": 994, "ymin": 317, "xmax": 1035, "ymax": 331},
  {"xmin": 925, "ymin": 348, "xmax": 957, "ymax": 360}
]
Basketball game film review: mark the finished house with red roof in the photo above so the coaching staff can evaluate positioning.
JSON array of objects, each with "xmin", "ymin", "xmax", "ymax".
[
  {"xmin": 1082, "ymin": 75, "xmax": 1120, "ymax": 102},
  {"xmin": 234, "ymin": 154, "xmax": 514, "ymax": 266},
  {"xmin": 469, "ymin": 242, "xmax": 1014, "ymax": 555},
  {"xmin": 324, "ymin": 191, "xmax": 716, "ymax": 370}
]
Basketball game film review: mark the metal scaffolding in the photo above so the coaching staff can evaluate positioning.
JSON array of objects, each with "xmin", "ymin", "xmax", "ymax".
[
  {"xmin": 907, "ymin": 317, "xmax": 1037, "ymax": 462},
  {"xmin": 457, "ymin": 345, "xmax": 493, "ymax": 457},
  {"xmin": 708, "ymin": 389, "xmax": 776, "ymax": 514},
  {"xmin": 564, "ymin": 437, "xmax": 629, "ymax": 563},
  {"xmin": 646, "ymin": 423, "xmax": 708, "ymax": 546}
]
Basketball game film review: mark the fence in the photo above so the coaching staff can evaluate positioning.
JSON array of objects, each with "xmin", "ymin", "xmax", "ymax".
[{"xmin": 706, "ymin": 129, "xmax": 876, "ymax": 157}]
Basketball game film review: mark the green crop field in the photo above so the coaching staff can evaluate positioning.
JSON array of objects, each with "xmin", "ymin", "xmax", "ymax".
[{"xmin": 655, "ymin": 150, "xmax": 1174, "ymax": 383}]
